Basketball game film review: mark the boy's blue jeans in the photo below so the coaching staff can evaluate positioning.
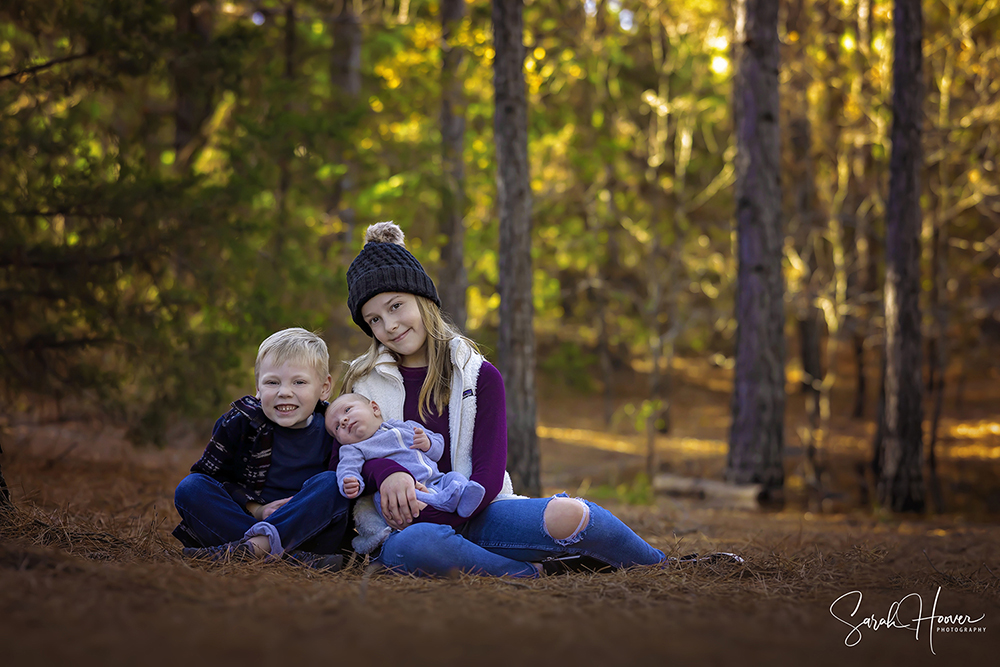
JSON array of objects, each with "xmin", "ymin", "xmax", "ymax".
[
  {"xmin": 375, "ymin": 494, "xmax": 666, "ymax": 577},
  {"xmin": 174, "ymin": 471, "xmax": 350, "ymax": 554}
]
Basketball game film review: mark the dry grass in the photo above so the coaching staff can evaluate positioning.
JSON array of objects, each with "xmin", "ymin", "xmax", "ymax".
[
  {"xmin": 3, "ymin": 362, "xmax": 1000, "ymax": 666},
  {"xmin": 2, "ymin": 444, "xmax": 999, "ymax": 667}
]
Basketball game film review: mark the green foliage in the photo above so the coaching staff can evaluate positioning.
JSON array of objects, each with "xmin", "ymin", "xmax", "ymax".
[
  {"xmin": 2, "ymin": 0, "xmax": 997, "ymax": 444},
  {"xmin": 617, "ymin": 399, "xmax": 667, "ymax": 434},
  {"xmin": 539, "ymin": 340, "xmax": 598, "ymax": 393},
  {"xmin": 586, "ymin": 472, "xmax": 654, "ymax": 506}
]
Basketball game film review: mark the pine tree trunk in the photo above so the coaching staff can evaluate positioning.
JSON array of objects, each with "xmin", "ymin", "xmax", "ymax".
[
  {"xmin": 171, "ymin": 0, "xmax": 215, "ymax": 171},
  {"xmin": 438, "ymin": 0, "xmax": 469, "ymax": 329},
  {"xmin": 727, "ymin": 0, "xmax": 786, "ymax": 497},
  {"xmin": 493, "ymin": 0, "xmax": 539, "ymax": 497},
  {"xmin": 878, "ymin": 0, "xmax": 925, "ymax": 513},
  {"xmin": 0, "ymin": 442, "xmax": 11, "ymax": 508},
  {"xmin": 275, "ymin": 3, "xmax": 296, "ymax": 261},
  {"xmin": 851, "ymin": 0, "xmax": 877, "ymax": 420},
  {"xmin": 329, "ymin": 1, "xmax": 362, "ymax": 265}
]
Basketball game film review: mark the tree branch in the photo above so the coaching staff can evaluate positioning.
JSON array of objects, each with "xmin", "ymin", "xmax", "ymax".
[{"xmin": 0, "ymin": 52, "xmax": 92, "ymax": 83}]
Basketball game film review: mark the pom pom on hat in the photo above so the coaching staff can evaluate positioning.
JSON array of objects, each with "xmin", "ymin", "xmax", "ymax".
[
  {"xmin": 364, "ymin": 221, "xmax": 406, "ymax": 246},
  {"xmin": 346, "ymin": 222, "xmax": 440, "ymax": 337}
]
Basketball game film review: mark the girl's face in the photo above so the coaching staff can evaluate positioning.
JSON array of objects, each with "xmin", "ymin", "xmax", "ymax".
[{"xmin": 361, "ymin": 292, "xmax": 428, "ymax": 367}]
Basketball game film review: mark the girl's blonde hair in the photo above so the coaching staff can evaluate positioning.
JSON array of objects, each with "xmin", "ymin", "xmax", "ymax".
[{"xmin": 340, "ymin": 295, "xmax": 479, "ymax": 422}]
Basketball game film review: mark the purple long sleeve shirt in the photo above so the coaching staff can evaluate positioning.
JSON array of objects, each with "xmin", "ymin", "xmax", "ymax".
[{"xmin": 360, "ymin": 361, "xmax": 507, "ymax": 528}]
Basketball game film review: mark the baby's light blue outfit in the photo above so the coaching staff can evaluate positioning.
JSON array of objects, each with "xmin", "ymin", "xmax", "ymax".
[{"xmin": 336, "ymin": 419, "xmax": 486, "ymax": 518}]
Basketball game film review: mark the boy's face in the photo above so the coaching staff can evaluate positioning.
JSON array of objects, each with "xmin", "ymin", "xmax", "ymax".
[
  {"xmin": 325, "ymin": 395, "xmax": 382, "ymax": 445},
  {"xmin": 257, "ymin": 357, "xmax": 332, "ymax": 429}
]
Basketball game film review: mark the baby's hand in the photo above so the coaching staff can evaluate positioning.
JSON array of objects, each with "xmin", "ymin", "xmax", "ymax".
[
  {"xmin": 411, "ymin": 427, "xmax": 431, "ymax": 452},
  {"xmin": 343, "ymin": 477, "xmax": 361, "ymax": 499}
]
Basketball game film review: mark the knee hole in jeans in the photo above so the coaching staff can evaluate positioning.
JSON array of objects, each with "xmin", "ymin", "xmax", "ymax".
[{"xmin": 543, "ymin": 497, "xmax": 590, "ymax": 545}]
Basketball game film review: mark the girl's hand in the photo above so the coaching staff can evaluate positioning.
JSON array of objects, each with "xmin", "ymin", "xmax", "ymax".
[
  {"xmin": 411, "ymin": 427, "xmax": 431, "ymax": 452},
  {"xmin": 379, "ymin": 472, "xmax": 427, "ymax": 529}
]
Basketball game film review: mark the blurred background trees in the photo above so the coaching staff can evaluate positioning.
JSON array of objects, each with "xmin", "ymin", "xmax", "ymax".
[{"xmin": 2, "ymin": 0, "xmax": 999, "ymax": 509}]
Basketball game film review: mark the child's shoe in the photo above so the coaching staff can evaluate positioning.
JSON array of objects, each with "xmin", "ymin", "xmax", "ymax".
[
  {"xmin": 540, "ymin": 554, "xmax": 613, "ymax": 576},
  {"xmin": 667, "ymin": 552, "xmax": 745, "ymax": 566},
  {"xmin": 182, "ymin": 539, "xmax": 257, "ymax": 563},
  {"xmin": 284, "ymin": 550, "xmax": 344, "ymax": 572}
]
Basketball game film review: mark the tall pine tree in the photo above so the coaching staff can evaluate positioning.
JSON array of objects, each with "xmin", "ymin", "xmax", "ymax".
[
  {"xmin": 493, "ymin": 0, "xmax": 539, "ymax": 496},
  {"xmin": 879, "ymin": 0, "xmax": 925, "ymax": 512},
  {"xmin": 727, "ymin": 0, "xmax": 786, "ymax": 498}
]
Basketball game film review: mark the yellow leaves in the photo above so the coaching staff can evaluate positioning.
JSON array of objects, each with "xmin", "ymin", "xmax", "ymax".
[
  {"xmin": 466, "ymin": 286, "xmax": 501, "ymax": 330},
  {"xmin": 369, "ymin": 96, "xmax": 384, "ymax": 112},
  {"xmin": 641, "ymin": 89, "xmax": 670, "ymax": 116},
  {"xmin": 411, "ymin": 21, "xmax": 438, "ymax": 51},
  {"xmin": 373, "ymin": 65, "xmax": 401, "ymax": 89},
  {"xmin": 620, "ymin": 217, "xmax": 651, "ymax": 244},
  {"xmin": 526, "ymin": 71, "xmax": 543, "ymax": 95},
  {"xmin": 373, "ymin": 175, "xmax": 405, "ymax": 198}
]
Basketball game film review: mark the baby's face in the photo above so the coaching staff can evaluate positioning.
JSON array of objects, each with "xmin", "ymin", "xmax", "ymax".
[{"xmin": 326, "ymin": 395, "xmax": 382, "ymax": 445}]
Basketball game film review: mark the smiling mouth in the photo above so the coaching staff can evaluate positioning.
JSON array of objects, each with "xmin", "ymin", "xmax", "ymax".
[
  {"xmin": 276, "ymin": 405, "xmax": 298, "ymax": 413},
  {"xmin": 391, "ymin": 329, "xmax": 409, "ymax": 343}
]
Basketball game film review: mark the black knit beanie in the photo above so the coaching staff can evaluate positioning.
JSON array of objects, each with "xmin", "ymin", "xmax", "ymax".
[{"xmin": 346, "ymin": 222, "xmax": 440, "ymax": 337}]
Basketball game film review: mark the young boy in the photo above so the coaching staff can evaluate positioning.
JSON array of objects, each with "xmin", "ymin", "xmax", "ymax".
[
  {"xmin": 172, "ymin": 328, "xmax": 349, "ymax": 568},
  {"xmin": 326, "ymin": 393, "xmax": 485, "ymax": 518}
]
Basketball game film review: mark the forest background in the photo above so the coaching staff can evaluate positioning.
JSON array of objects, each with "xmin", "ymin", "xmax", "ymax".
[
  {"xmin": 2, "ymin": 0, "xmax": 1000, "ymax": 509},
  {"xmin": 3, "ymin": 1, "xmax": 1000, "ymax": 664}
]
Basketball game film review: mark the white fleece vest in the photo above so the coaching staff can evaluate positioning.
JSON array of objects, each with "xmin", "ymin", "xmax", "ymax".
[{"xmin": 347, "ymin": 338, "xmax": 517, "ymax": 553}]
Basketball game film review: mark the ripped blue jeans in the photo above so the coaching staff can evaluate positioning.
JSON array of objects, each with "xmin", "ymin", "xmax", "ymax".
[{"xmin": 375, "ymin": 493, "xmax": 666, "ymax": 578}]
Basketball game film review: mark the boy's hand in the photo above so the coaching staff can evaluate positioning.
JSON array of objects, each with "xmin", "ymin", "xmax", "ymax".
[
  {"xmin": 343, "ymin": 477, "xmax": 361, "ymax": 499},
  {"xmin": 411, "ymin": 427, "xmax": 431, "ymax": 452},
  {"xmin": 256, "ymin": 497, "xmax": 292, "ymax": 521}
]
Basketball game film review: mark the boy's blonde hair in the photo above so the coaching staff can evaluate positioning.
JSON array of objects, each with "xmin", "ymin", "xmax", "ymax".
[
  {"xmin": 255, "ymin": 328, "xmax": 330, "ymax": 384},
  {"xmin": 339, "ymin": 295, "xmax": 478, "ymax": 421}
]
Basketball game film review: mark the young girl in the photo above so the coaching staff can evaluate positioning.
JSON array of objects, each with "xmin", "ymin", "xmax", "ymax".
[{"xmin": 340, "ymin": 222, "xmax": 673, "ymax": 576}]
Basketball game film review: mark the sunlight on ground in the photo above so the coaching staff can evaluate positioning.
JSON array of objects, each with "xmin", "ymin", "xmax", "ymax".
[
  {"xmin": 538, "ymin": 425, "xmax": 727, "ymax": 456},
  {"xmin": 949, "ymin": 420, "xmax": 1000, "ymax": 439},
  {"xmin": 540, "ymin": 421, "xmax": 1000, "ymax": 461}
]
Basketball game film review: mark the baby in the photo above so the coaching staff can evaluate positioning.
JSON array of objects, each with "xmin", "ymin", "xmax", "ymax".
[{"xmin": 326, "ymin": 393, "xmax": 486, "ymax": 518}]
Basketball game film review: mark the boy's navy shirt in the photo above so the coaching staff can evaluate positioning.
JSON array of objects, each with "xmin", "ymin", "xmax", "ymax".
[
  {"xmin": 172, "ymin": 395, "xmax": 335, "ymax": 547},
  {"xmin": 262, "ymin": 416, "xmax": 331, "ymax": 503}
]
